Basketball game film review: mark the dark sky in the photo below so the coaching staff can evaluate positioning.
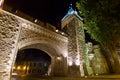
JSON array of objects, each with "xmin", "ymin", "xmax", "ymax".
[
  {"xmin": 4, "ymin": 0, "xmax": 78, "ymax": 27},
  {"xmin": 4, "ymin": 0, "xmax": 99, "ymax": 44}
]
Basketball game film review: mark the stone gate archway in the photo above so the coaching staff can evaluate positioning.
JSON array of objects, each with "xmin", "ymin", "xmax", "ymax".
[
  {"xmin": 16, "ymin": 20, "xmax": 68, "ymax": 76},
  {"xmin": 17, "ymin": 42, "xmax": 66, "ymax": 76},
  {"xmin": 0, "ymin": 10, "xmax": 68, "ymax": 80}
]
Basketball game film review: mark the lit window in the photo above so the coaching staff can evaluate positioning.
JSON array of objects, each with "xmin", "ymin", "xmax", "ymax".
[
  {"xmin": 17, "ymin": 66, "xmax": 21, "ymax": 70},
  {"xmin": 23, "ymin": 66, "xmax": 26, "ymax": 70}
]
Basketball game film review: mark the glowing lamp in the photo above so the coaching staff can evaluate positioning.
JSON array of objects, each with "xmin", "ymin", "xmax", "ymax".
[
  {"xmin": 17, "ymin": 66, "xmax": 21, "ymax": 70},
  {"xmin": 23, "ymin": 66, "xmax": 26, "ymax": 70},
  {"xmin": 75, "ymin": 59, "xmax": 80, "ymax": 66},
  {"xmin": 57, "ymin": 57, "xmax": 62, "ymax": 60},
  {"xmin": 68, "ymin": 61, "xmax": 73, "ymax": 66},
  {"xmin": 0, "ymin": 0, "xmax": 4, "ymax": 12},
  {"xmin": 63, "ymin": 53, "xmax": 67, "ymax": 58},
  {"xmin": 55, "ymin": 29, "xmax": 58, "ymax": 32},
  {"xmin": 61, "ymin": 32, "xmax": 64, "ymax": 35},
  {"xmin": 34, "ymin": 19, "xmax": 37, "ymax": 23},
  {"xmin": 96, "ymin": 74, "xmax": 98, "ymax": 75}
]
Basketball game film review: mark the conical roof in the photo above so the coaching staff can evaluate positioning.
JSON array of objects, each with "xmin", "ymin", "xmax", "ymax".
[{"xmin": 61, "ymin": 4, "xmax": 83, "ymax": 21}]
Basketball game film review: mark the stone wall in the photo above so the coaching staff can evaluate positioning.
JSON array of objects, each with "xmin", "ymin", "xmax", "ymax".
[
  {"xmin": 0, "ymin": 11, "xmax": 21, "ymax": 80},
  {"xmin": 92, "ymin": 45, "xmax": 109, "ymax": 75},
  {"xmin": 0, "ymin": 10, "xmax": 68, "ymax": 80},
  {"xmin": 85, "ymin": 42, "xmax": 94, "ymax": 76},
  {"xmin": 85, "ymin": 43, "xmax": 109, "ymax": 76},
  {"xmin": 61, "ymin": 14, "xmax": 85, "ymax": 77}
]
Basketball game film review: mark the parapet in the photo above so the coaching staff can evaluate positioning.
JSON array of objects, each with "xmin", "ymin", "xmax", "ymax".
[{"xmin": 2, "ymin": 4, "xmax": 56, "ymax": 31}]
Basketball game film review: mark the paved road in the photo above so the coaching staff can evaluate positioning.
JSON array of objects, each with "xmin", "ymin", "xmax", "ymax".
[
  {"xmin": 11, "ymin": 75, "xmax": 120, "ymax": 80},
  {"xmin": 11, "ymin": 77, "xmax": 120, "ymax": 80}
]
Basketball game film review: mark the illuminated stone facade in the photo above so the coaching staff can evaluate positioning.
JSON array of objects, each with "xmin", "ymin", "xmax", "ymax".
[
  {"xmin": 0, "ymin": 6, "xmax": 85, "ymax": 80},
  {"xmin": 61, "ymin": 7, "xmax": 85, "ymax": 77},
  {"xmin": 0, "ymin": 11, "xmax": 21, "ymax": 80},
  {"xmin": 0, "ymin": 10, "xmax": 68, "ymax": 80},
  {"xmin": 85, "ymin": 43, "xmax": 109, "ymax": 76},
  {"xmin": 92, "ymin": 45, "xmax": 109, "ymax": 75},
  {"xmin": 0, "ymin": 5, "xmax": 110, "ymax": 80}
]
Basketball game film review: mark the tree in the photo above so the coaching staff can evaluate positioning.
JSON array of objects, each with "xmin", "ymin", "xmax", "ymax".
[{"xmin": 76, "ymin": 0, "xmax": 120, "ymax": 73}]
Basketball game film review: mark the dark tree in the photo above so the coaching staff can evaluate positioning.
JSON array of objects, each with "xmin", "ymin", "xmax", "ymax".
[{"xmin": 77, "ymin": 0, "xmax": 120, "ymax": 73}]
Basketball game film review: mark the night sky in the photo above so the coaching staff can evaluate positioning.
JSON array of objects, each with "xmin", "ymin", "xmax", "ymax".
[
  {"xmin": 4, "ymin": 0, "xmax": 78, "ymax": 27},
  {"xmin": 4, "ymin": 0, "xmax": 98, "ymax": 44}
]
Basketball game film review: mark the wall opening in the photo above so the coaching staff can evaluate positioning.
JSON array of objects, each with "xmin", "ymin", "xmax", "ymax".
[{"xmin": 12, "ymin": 48, "xmax": 51, "ymax": 78}]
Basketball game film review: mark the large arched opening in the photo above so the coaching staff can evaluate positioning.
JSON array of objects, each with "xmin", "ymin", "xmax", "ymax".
[
  {"xmin": 11, "ymin": 42, "xmax": 64, "ymax": 79},
  {"xmin": 12, "ymin": 48, "xmax": 52, "ymax": 78}
]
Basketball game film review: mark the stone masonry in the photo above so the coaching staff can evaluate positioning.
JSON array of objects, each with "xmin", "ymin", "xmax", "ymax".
[
  {"xmin": 61, "ymin": 7, "xmax": 85, "ymax": 77},
  {"xmin": 0, "ymin": 10, "xmax": 68, "ymax": 80},
  {"xmin": 0, "ymin": 4, "xmax": 111, "ymax": 80},
  {"xmin": 0, "ymin": 11, "xmax": 21, "ymax": 80}
]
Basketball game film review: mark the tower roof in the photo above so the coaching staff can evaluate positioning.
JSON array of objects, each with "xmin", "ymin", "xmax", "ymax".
[{"xmin": 61, "ymin": 3, "xmax": 83, "ymax": 21}]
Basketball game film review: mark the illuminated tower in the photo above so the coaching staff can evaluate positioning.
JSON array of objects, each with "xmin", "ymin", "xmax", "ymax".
[{"xmin": 61, "ymin": 4, "xmax": 85, "ymax": 77}]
